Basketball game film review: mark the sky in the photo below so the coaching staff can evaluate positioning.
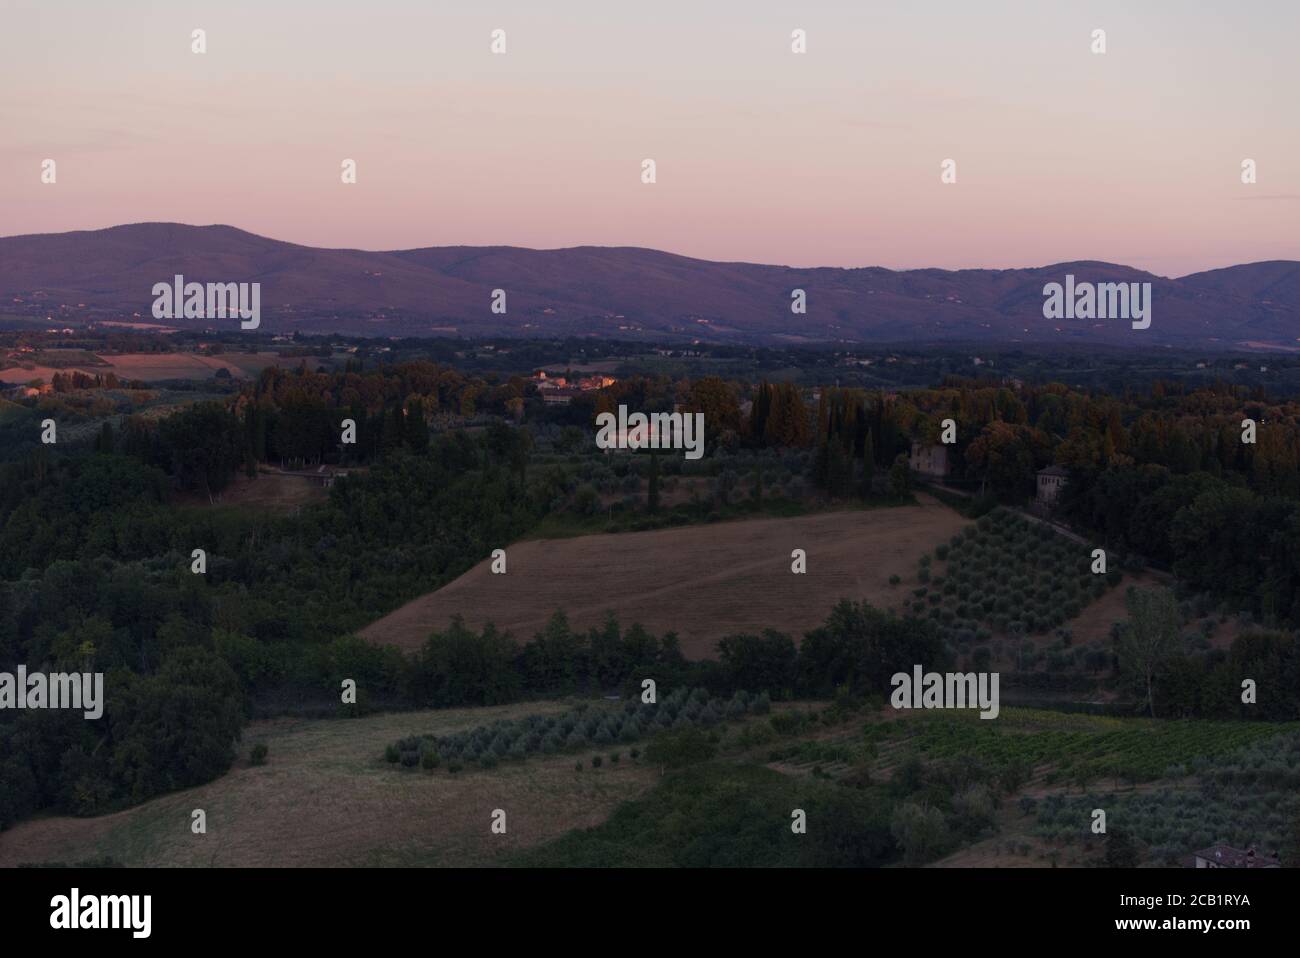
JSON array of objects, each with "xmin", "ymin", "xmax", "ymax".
[{"xmin": 1, "ymin": 0, "xmax": 1297, "ymax": 276}]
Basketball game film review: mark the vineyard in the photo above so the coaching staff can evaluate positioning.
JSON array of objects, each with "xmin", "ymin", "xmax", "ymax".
[
  {"xmin": 866, "ymin": 707, "xmax": 1295, "ymax": 788},
  {"xmin": 1033, "ymin": 730, "xmax": 1300, "ymax": 863}
]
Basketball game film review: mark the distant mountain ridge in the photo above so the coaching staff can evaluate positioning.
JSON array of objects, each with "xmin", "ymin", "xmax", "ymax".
[{"xmin": 2, "ymin": 223, "xmax": 1297, "ymax": 348}]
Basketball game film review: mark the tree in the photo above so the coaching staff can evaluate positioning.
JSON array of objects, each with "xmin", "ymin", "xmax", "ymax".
[
  {"xmin": 889, "ymin": 453, "xmax": 911, "ymax": 498},
  {"xmin": 1104, "ymin": 830, "xmax": 1140, "ymax": 868},
  {"xmin": 1117, "ymin": 587, "xmax": 1183, "ymax": 717},
  {"xmin": 1281, "ymin": 812, "xmax": 1300, "ymax": 868},
  {"xmin": 860, "ymin": 429, "xmax": 875, "ymax": 500},
  {"xmin": 798, "ymin": 599, "xmax": 947, "ymax": 697},
  {"xmin": 404, "ymin": 397, "xmax": 429, "ymax": 452},
  {"xmin": 716, "ymin": 630, "xmax": 797, "ymax": 697},
  {"xmin": 890, "ymin": 802, "xmax": 948, "ymax": 865},
  {"xmin": 647, "ymin": 451, "xmax": 660, "ymax": 513},
  {"xmin": 964, "ymin": 421, "xmax": 1048, "ymax": 501},
  {"xmin": 644, "ymin": 726, "xmax": 716, "ymax": 775},
  {"xmin": 381, "ymin": 404, "xmax": 405, "ymax": 457}
]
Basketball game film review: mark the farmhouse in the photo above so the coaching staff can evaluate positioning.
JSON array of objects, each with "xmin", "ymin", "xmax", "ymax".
[
  {"xmin": 1036, "ymin": 465, "xmax": 1068, "ymax": 505},
  {"xmin": 909, "ymin": 441, "xmax": 949, "ymax": 479},
  {"xmin": 1192, "ymin": 844, "xmax": 1280, "ymax": 868},
  {"xmin": 542, "ymin": 387, "xmax": 580, "ymax": 406}
]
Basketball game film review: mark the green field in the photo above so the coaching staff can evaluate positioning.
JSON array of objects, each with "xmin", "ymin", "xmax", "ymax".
[{"xmin": 869, "ymin": 707, "xmax": 1293, "ymax": 787}]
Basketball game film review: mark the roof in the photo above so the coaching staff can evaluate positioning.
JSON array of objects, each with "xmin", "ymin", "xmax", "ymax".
[
  {"xmin": 1193, "ymin": 844, "xmax": 1280, "ymax": 867},
  {"xmin": 1038, "ymin": 465, "xmax": 1069, "ymax": 477}
]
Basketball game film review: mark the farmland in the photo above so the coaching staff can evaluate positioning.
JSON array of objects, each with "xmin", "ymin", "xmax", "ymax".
[
  {"xmin": 904, "ymin": 506, "xmax": 1120, "ymax": 649},
  {"xmin": 0, "ymin": 350, "xmax": 322, "ymax": 383},
  {"xmin": 0, "ymin": 701, "xmax": 655, "ymax": 868},
  {"xmin": 2, "ymin": 685, "xmax": 1295, "ymax": 870},
  {"xmin": 385, "ymin": 687, "xmax": 770, "ymax": 772},
  {"xmin": 361, "ymin": 494, "xmax": 972, "ymax": 659},
  {"xmin": 864, "ymin": 707, "xmax": 1288, "ymax": 789}
]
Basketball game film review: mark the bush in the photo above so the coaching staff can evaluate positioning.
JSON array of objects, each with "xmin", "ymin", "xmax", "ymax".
[
  {"xmin": 384, "ymin": 744, "xmax": 400, "ymax": 764},
  {"xmin": 644, "ymin": 726, "xmax": 717, "ymax": 770},
  {"xmin": 250, "ymin": 743, "xmax": 269, "ymax": 766},
  {"xmin": 770, "ymin": 711, "xmax": 809, "ymax": 735},
  {"xmin": 592, "ymin": 755, "xmax": 604, "ymax": 768},
  {"xmin": 421, "ymin": 749, "xmax": 440, "ymax": 770}
]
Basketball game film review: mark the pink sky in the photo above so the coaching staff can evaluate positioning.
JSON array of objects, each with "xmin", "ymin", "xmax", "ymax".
[{"xmin": 1, "ymin": 0, "xmax": 1297, "ymax": 276}]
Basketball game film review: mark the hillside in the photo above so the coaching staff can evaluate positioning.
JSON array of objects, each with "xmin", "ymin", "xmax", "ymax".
[
  {"xmin": 2, "ymin": 223, "xmax": 1298, "ymax": 347},
  {"xmin": 0, "ymin": 702, "xmax": 653, "ymax": 868},
  {"xmin": 361, "ymin": 498, "xmax": 972, "ymax": 658}
]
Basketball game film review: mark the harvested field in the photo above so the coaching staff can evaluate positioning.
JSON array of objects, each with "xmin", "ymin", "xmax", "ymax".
[
  {"xmin": 0, "ymin": 702, "xmax": 654, "ymax": 868},
  {"xmin": 0, "ymin": 351, "xmax": 318, "ymax": 383},
  {"xmin": 362, "ymin": 494, "xmax": 971, "ymax": 659}
]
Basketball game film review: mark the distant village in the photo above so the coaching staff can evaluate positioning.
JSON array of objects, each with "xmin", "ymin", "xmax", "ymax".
[{"xmin": 528, "ymin": 369, "xmax": 617, "ymax": 406}]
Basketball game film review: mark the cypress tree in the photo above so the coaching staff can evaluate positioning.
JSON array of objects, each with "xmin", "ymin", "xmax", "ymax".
[
  {"xmin": 95, "ymin": 421, "xmax": 114, "ymax": 454},
  {"xmin": 381, "ymin": 405, "xmax": 404, "ymax": 457},
  {"xmin": 861, "ymin": 429, "xmax": 875, "ymax": 500},
  {"xmin": 404, "ymin": 397, "xmax": 429, "ymax": 452},
  {"xmin": 647, "ymin": 451, "xmax": 660, "ymax": 513}
]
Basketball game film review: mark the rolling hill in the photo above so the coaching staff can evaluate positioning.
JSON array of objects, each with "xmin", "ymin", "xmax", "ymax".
[{"xmin": 2, "ymin": 222, "xmax": 1297, "ymax": 348}]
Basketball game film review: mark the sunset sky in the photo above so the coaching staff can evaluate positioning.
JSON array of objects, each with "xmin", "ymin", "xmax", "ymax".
[{"xmin": 1, "ymin": 0, "xmax": 1296, "ymax": 276}]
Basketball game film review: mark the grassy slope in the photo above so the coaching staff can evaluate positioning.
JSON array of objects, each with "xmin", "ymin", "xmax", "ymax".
[{"xmin": 0, "ymin": 701, "xmax": 655, "ymax": 868}]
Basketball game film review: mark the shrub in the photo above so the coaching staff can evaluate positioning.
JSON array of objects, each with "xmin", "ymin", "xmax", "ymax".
[
  {"xmin": 574, "ymin": 759, "xmax": 584, "ymax": 771},
  {"xmin": 611, "ymin": 753, "xmax": 621, "ymax": 764},
  {"xmin": 384, "ymin": 744, "xmax": 401, "ymax": 764},
  {"xmin": 250, "ymin": 743, "xmax": 269, "ymax": 766},
  {"xmin": 421, "ymin": 750, "xmax": 440, "ymax": 770},
  {"xmin": 644, "ymin": 726, "xmax": 717, "ymax": 770},
  {"xmin": 770, "ymin": 710, "xmax": 809, "ymax": 735}
]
